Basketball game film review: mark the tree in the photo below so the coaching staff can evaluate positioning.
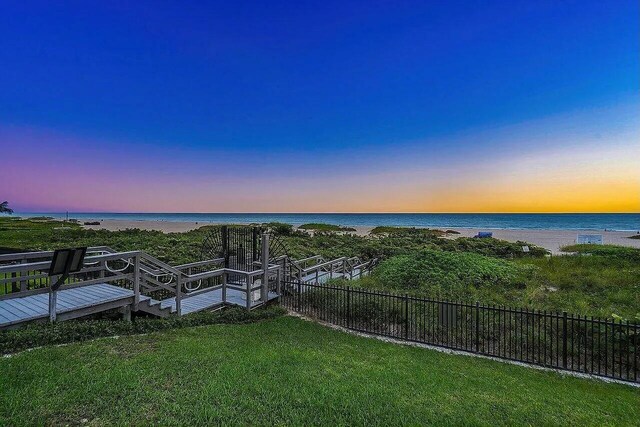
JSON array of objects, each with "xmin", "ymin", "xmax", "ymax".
[{"xmin": 0, "ymin": 201, "xmax": 13, "ymax": 214}]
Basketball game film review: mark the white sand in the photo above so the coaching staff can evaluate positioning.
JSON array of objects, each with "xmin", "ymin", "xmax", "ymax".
[
  {"xmin": 78, "ymin": 219, "xmax": 640, "ymax": 254},
  {"xmin": 440, "ymin": 228, "xmax": 640, "ymax": 254}
]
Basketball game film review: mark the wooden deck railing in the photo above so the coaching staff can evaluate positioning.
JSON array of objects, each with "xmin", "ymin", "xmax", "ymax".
[
  {"xmin": 0, "ymin": 248, "xmax": 288, "ymax": 317},
  {"xmin": 1, "ymin": 247, "xmax": 375, "ymax": 320}
]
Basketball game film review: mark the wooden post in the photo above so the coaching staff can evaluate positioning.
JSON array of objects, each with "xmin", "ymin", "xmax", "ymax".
[
  {"xmin": 11, "ymin": 272, "xmax": 18, "ymax": 293},
  {"xmin": 19, "ymin": 256, "xmax": 27, "ymax": 292},
  {"xmin": 49, "ymin": 274, "xmax": 58, "ymax": 323},
  {"xmin": 121, "ymin": 305, "xmax": 132, "ymax": 322},
  {"xmin": 175, "ymin": 274, "xmax": 182, "ymax": 316},
  {"xmin": 261, "ymin": 233, "xmax": 269, "ymax": 303},
  {"xmin": 133, "ymin": 254, "xmax": 140, "ymax": 309},
  {"xmin": 245, "ymin": 273, "xmax": 252, "ymax": 309},
  {"xmin": 222, "ymin": 271, "xmax": 227, "ymax": 303}
]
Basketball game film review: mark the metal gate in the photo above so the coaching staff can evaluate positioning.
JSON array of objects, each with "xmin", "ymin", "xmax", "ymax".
[{"xmin": 201, "ymin": 225, "xmax": 289, "ymax": 272}]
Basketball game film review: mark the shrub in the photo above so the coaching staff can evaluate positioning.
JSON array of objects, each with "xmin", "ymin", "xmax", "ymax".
[
  {"xmin": 370, "ymin": 226, "xmax": 445, "ymax": 236},
  {"xmin": 348, "ymin": 296, "xmax": 405, "ymax": 329},
  {"xmin": 299, "ymin": 223, "xmax": 356, "ymax": 232},
  {"xmin": 370, "ymin": 249, "xmax": 531, "ymax": 300},
  {"xmin": 439, "ymin": 237, "xmax": 548, "ymax": 258},
  {"xmin": 0, "ymin": 306, "xmax": 286, "ymax": 354},
  {"xmin": 560, "ymin": 244, "xmax": 640, "ymax": 262},
  {"xmin": 264, "ymin": 222, "xmax": 295, "ymax": 235}
]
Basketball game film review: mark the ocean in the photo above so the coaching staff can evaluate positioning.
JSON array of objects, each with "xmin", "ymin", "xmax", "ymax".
[{"xmin": 15, "ymin": 213, "xmax": 640, "ymax": 231}]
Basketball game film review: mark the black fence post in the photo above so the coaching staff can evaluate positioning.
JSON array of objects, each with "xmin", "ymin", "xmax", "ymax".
[
  {"xmin": 222, "ymin": 225, "xmax": 229, "ymax": 268},
  {"xmin": 475, "ymin": 301, "xmax": 480, "ymax": 352},
  {"xmin": 404, "ymin": 294, "xmax": 409, "ymax": 340},
  {"xmin": 346, "ymin": 286, "xmax": 351, "ymax": 329},
  {"xmin": 562, "ymin": 311, "xmax": 568, "ymax": 369},
  {"xmin": 297, "ymin": 280, "xmax": 301, "ymax": 310},
  {"xmin": 252, "ymin": 227, "xmax": 259, "ymax": 262}
]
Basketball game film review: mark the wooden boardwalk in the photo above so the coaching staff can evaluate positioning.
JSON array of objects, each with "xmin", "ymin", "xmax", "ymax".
[
  {"xmin": 301, "ymin": 268, "xmax": 363, "ymax": 284},
  {"xmin": 0, "ymin": 284, "xmax": 135, "ymax": 329},
  {"xmin": 0, "ymin": 246, "xmax": 375, "ymax": 329},
  {"xmin": 0, "ymin": 284, "xmax": 281, "ymax": 328},
  {"xmin": 153, "ymin": 288, "xmax": 280, "ymax": 315}
]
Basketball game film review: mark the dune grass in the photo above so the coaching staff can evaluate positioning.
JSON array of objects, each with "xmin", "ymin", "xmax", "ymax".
[
  {"xmin": 370, "ymin": 225, "xmax": 445, "ymax": 235},
  {"xmin": 299, "ymin": 222, "xmax": 357, "ymax": 232},
  {"xmin": 1, "ymin": 316, "xmax": 638, "ymax": 426},
  {"xmin": 353, "ymin": 246, "xmax": 640, "ymax": 319}
]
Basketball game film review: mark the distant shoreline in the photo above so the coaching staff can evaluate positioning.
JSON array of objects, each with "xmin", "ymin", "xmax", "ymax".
[
  {"xmin": 21, "ymin": 217, "xmax": 638, "ymax": 254},
  {"xmin": 13, "ymin": 212, "xmax": 640, "ymax": 233}
]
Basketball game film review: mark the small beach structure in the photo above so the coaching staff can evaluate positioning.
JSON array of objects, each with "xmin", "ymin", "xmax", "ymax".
[
  {"xmin": 0, "ymin": 226, "xmax": 376, "ymax": 329},
  {"xmin": 474, "ymin": 231, "xmax": 493, "ymax": 238},
  {"xmin": 576, "ymin": 234, "xmax": 603, "ymax": 245}
]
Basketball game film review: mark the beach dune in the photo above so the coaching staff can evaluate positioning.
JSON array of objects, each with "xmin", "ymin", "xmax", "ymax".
[{"xmin": 80, "ymin": 219, "xmax": 640, "ymax": 254}]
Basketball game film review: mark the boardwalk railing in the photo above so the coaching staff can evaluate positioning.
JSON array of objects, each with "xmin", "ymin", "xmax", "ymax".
[
  {"xmin": 286, "ymin": 255, "xmax": 376, "ymax": 283},
  {"xmin": 0, "ymin": 247, "xmax": 284, "ymax": 319},
  {"xmin": 0, "ymin": 249, "xmax": 139, "ymax": 297},
  {"xmin": 281, "ymin": 282, "xmax": 640, "ymax": 383}
]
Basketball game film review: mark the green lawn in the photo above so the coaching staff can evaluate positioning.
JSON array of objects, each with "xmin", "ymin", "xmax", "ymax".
[{"xmin": 1, "ymin": 316, "xmax": 638, "ymax": 426}]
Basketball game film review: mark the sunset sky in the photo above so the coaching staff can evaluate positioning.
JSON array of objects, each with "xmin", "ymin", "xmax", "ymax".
[{"xmin": 1, "ymin": 1, "xmax": 638, "ymax": 213}]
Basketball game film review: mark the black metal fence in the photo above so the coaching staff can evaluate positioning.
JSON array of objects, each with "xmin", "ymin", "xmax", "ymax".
[{"xmin": 281, "ymin": 281, "xmax": 639, "ymax": 383}]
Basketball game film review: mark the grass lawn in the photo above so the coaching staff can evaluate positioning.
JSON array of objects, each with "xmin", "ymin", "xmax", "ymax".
[{"xmin": 1, "ymin": 317, "xmax": 638, "ymax": 426}]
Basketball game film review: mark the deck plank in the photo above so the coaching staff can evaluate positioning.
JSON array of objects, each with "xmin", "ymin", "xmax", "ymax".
[
  {"xmin": 3, "ymin": 299, "xmax": 39, "ymax": 318},
  {"xmin": 0, "ymin": 283, "xmax": 135, "ymax": 328}
]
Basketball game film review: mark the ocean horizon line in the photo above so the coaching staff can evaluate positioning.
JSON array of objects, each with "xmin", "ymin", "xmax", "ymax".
[
  {"xmin": 11, "ymin": 212, "xmax": 640, "ymax": 232},
  {"xmin": 12, "ymin": 211, "xmax": 640, "ymax": 215}
]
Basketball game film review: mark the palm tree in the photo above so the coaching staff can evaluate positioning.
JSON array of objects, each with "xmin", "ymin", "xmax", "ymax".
[{"xmin": 0, "ymin": 201, "xmax": 13, "ymax": 214}]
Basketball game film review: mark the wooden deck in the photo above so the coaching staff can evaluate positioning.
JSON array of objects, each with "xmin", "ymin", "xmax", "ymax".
[
  {"xmin": 0, "ymin": 247, "xmax": 374, "ymax": 329},
  {"xmin": 0, "ymin": 284, "xmax": 135, "ymax": 329},
  {"xmin": 301, "ymin": 268, "xmax": 363, "ymax": 284},
  {"xmin": 156, "ymin": 288, "xmax": 280, "ymax": 315},
  {"xmin": 0, "ymin": 284, "xmax": 280, "ymax": 329}
]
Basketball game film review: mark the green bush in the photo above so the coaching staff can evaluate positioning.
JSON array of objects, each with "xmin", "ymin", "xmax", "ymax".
[
  {"xmin": 0, "ymin": 306, "xmax": 286, "ymax": 354},
  {"xmin": 370, "ymin": 226, "xmax": 445, "ymax": 236},
  {"xmin": 299, "ymin": 223, "xmax": 357, "ymax": 232},
  {"xmin": 298, "ymin": 287, "xmax": 405, "ymax": 329},
  {"xmin": 439, "ymin": 237, "xmax": 548, "ymax": 258},
  {"xmin": 263, "ymin": 222, "xmax": 295, "ymax": 235},
  {"xmin": 560, "ymin": 244, "xmax": 640, "ymax": 262},
  {"xmin": 369, "ymin": 249, "xmax": 531, "ymax": 300},
  {"xmin": 349, "ymin": 296, "xmax": 405, "ymax": 328}
]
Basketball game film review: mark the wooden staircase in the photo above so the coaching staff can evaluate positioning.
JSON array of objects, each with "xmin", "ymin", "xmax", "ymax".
[{"xmin": 137, "ymin": 296, "xmax": 175, "ymax": 318}]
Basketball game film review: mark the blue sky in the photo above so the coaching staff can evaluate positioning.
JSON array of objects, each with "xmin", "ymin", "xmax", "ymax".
[{"xmin": 1, "ymin": 1, "xmax": 638, "ymax": 212}]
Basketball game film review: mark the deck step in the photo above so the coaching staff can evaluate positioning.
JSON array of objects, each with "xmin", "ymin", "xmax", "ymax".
[{"xmin": 136, "ymin": 296, "xmax": 174, "ymax": 318}]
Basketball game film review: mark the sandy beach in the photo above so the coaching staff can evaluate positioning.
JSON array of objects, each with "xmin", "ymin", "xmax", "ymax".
[{"xmin": 79, "ymin": 219, "xmax": 640, "ymax": 254}]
